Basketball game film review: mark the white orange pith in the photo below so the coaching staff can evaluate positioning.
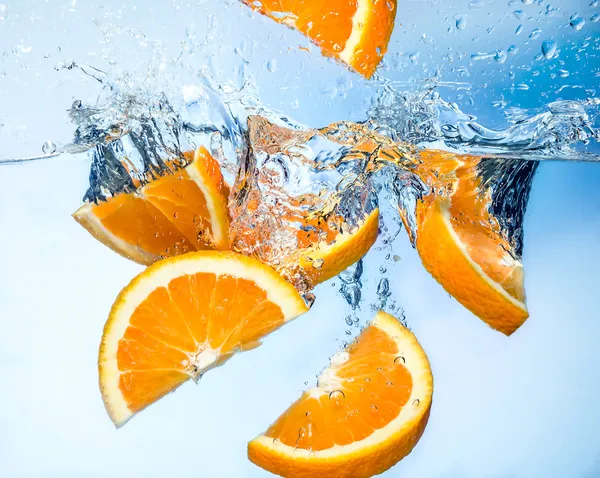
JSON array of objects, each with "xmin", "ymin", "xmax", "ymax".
[
  {"xmin": 98, "ymin": 250, "xmax": 309, "ymax": 427},
  {"xmin": 73, "ymin": 147, "xmax": 230, "ymax": 266},
  {"xmin": 248, "ymin": 311, "xmax": 433, "ymax": 478},
  {"xmin": 414, "ymin": 149, "xmax": 529, "ymax": 335},
  {"xmin": 242, "ymin": 0, "xmax": 397, "ymax": 78}
]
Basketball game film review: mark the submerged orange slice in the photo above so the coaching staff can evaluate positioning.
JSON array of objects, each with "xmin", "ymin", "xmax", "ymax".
[
  {"xmin": 414, "ymin": 150, "xmax": 529, "ymax": 335},
  {"xmin": 242, "ymin": 0, "xmax": 397, "ymax": 78},
  {"xmin": 73, "ymin": 147, "xmax": 230, "ymax": 265},
  {"xmin": 248, "ymin": 311, "xmax": 433, "ymax": 478},
  {"xmin": 99, "ymin": 250, "xmax": 308, "ymax": 427}
]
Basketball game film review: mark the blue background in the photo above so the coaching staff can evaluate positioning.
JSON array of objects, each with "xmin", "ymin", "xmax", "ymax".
[{"xmin": 0, "ymin": 0, "xmax": 599, "ymax": 476}]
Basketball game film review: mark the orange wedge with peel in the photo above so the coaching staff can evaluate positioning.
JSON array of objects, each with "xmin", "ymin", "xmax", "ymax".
[
  {"xmin": 73, "ymin": 147, "xmax": 230, "ymax": 265},
  {"xmin": 293, "ymin": 208, "xmax": 379, "ymax": 286},
  {"xmin": 99, "ymin": 250, "xmax": 308, "ymax": 427},
  {"xmin": 414, "ymin": 150, "xmax": 529, "ymax": 335},
  {"xmin": 242, "ymin": 0, "xmax": 397, "ymax": 79},
  {"xmin": 248, "ymin": 310, "xmax": 433, "ymax": 478}
]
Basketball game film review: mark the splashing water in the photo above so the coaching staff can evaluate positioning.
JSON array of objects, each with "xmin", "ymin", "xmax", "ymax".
[{"xmin": 1, "ymin": 20, "xmax": 599, "ymax": 322}]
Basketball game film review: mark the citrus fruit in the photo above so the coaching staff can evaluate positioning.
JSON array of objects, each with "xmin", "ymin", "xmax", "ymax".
[
  {"xmin": 248, "ymin": 310, "xmax": 433, "ymax": 478},
  {"xmin": 242, "ymin": 0, "xmax": 397, "ymax": 78},
  {"xmin": 99, "ymin": 250, "xmax": 309, "ymax": 427},
  {"xmin": 414, "ymin": 149, "xmax": 529, "ymax": 335},
  {"xmin": 294, "ymin": 208, "xmax": 379, "ymax": 286},
  {"xmin": 73, "ymin": 147, "xmax": 230, "ymax": 266}
]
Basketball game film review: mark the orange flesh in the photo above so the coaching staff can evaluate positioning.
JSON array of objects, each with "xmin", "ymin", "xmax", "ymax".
[
  {"xmin": 265, "ymin": 326, "xmax": 412, "ymax": 451},
  {"xmin": 116, "ymin": 272, "xmax": 285, "ymax": 413},
  {"xmin": 415, "ymin": 150, "xmax": 525, "ymax": 303},
  {"xmin": 87, "ymin": 149, "xmax": 228, "ymax": 260},
  {"xmin": 247, "ymin": 0, "xmax": 358, "ymax": 57}
]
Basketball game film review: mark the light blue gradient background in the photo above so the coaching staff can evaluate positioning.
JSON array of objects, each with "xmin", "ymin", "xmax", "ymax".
[{"xmin": 0, "ymin": 1, "xmax": 599, "ymax": 477}]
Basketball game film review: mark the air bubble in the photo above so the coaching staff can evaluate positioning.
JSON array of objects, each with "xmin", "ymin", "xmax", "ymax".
[
  {"xmin": 329, "ymin": 390, "xmax": 345, "ymax": 401},
  {"xmin": 0, "ymin": 4, "xmax": 7, "ymax": 21},
  {"xmin": 413, "ymin": 399, "xmax": 421, "ymax": 407},
  {"xmin": 42, "ymin": 141, "xmax": 56, "ymax": 155},
  {"xmin": 394, "ymin": 356, "xmax": 406, "ymax": 364},
  {"xmin": 541, "ymin": 40, "xmax": 557, "ymax": 59},
  {"xmin": 266, "ymin": 59, "xmax": 277, "ymax": 72},
  {"xmin": 456, "ymin": 16, "xmax": 467, "ymax": 30},
  {"xmin": 570, "ymin": 16, "xmax": 585, "ymax": 30},
  {"xmin": 311, "ymin": 258, "xmax": 324, "ymax": 269}
]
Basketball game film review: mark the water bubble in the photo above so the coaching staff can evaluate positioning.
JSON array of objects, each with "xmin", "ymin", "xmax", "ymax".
[
  {"xmin": 345, "ymin": 316, "xmax": 354, "ymax": 326},
  {"xmin": 386, "ymin": 381, "xmax": 394, "ymax": 388},
  {"xmin": 513, "ymin": 10, "xmax": 525, "ymax": 19},
  {"xmin": 291, "ymin": 100, "xmax": 299, "ymax": 109},
  {"xmin": 592, "ymin": 14, "xmax": 599, "ymax": 23},
  {"xmin": 515, "ymin": 24, "xmax": 523, "ymax": 35},
  {"xmin": 394, "ymin": 356, "xmax": 406, "ymax": 364},
  {"xmin": 305, "ymin": 411, "xmax": 311, "ymax": 417},
  {"xmin": 529, "ymin": 28, "xmax": 542, "ymax": 40},
  {"xmin": 329, "ymin": 390, "xmax": 345, "ymax": 401},
  {"xmin": 558, "ymin": 69, "xmax": 570, "ymax": 78},
  {"xmin": 516, "ymin": 83, "xmax": 530, "ymax": 91},
  {"xmin": 413, "ymin": 399, "xmax": 421, "ymax": 407},
  {"xmin": 570, "ymin": 16, "xmax": 585, "ymax": 30},
  {"xmin": 469, "ymin": 0, "xmax": 484, "ymax": 8},
  {"xmin": 494, "ymin": 50, "xmax": 507, "ymax": 64},
  {"xmin": 42, "ymin": 141, "xmax": 57, "ymax": 155},
  {"xmin": 541, "ymin": 40, "xmax": 557, "ymax": 59},
  {"xmin": 409, "ymin": 52, "xmax": 419, "ymax": 64},
  {"xmin": 456, "ymin": 16, "xmax": 467, "ymax": 30},
  {"xmin": 370, "ymin": 404, "xmax": 378, "ymax": 412},
  {"xmin": 393, "ymin": 255, "xmax": 400, "ymax": 262},
  {"xmin": 0, "ymin": 4, "xmax": 7, "ymax": 21},
  {"xmin": 311, "ymin": 258, "xmax": 324, "ymax": 269},
  {"xmin": 364, "ymin": 377, "xmax": 371, "ymax": 383},
  {"xmin": 266, "ymin": 59, "xmax": 277, "ymax": 72},
  {"xmin": 521, "ymin": 0, "xmax": 533, "ymax": 3}
]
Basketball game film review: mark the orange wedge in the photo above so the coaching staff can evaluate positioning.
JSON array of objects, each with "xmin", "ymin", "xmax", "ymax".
[
  {"xmin": 99, "ymin": 250, "xmax": 308, "ymax": 427},
  {"xmin": 248, "ymin": 311, "xmax": 433, "ymax": 478},
  {"xmin": 73, "ymin": 147, "xmax": 230, "ymax": 265},
  {"xmin": 242, "ymin": 0, "xmax": 397, "ymax": 78},
  {"xmin": 292, "ymin": 208, "xmax": 379, "ymax": 286},
  {"xmin": 414, "ymin": 150, "xmax": 529, "ymax": 335}
]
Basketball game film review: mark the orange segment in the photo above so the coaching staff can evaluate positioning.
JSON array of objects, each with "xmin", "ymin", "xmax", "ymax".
[
  {"xmin": 99, "ymin": 250, "xmax": 309, "ymax": 427},
  {"xmin": 414, "ymin": 150, "xmax": 528, "ymax": 335},
  {"xmin": 248, "ymin": 311, "xmax": 433, "ymax": 478},
  {"xmin": 73, "ymin": 147, "xmax": 230, "ymax": 265},
  {"xmin": 242, "ymin": 0, "xmax": 397, "ymax": 78}
]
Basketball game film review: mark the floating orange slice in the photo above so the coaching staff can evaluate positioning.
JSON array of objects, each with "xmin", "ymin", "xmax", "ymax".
[
  {"xmin": 242, "ymin": 0, "xmax": 397, "ymax": 78},
  {"xmin": 73, "ymin": 147, "xmax": 230, "ymax": 265},
  {"xmin": 414, "ymin": 150, "xmax": 529, "ymax": 335},
  {"xmin": 248, "ymin": 311, "xmax": 433, "ymax": 478},
  {"xmin": 99, "ymin": 250, "xmax": 309, "ymax": 427}
]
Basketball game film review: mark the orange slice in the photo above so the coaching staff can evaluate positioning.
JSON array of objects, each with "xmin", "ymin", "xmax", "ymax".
[
  {"xmin": 414, "ymin": 150, "xmax": 528, "ymax": 335},
  {"xmin": 242, "ymin": 0, "xmax": 397, "ymax": 78},
  {"xmin": 73, "ymin": 147, "xmax": 230, "ymax": 265},
  {"xmin": 99, "ymin": 250, "xmax": 309, "ymax": 427},
  {"xmin": 248, "ymin": 311, "xmax": 433, "ymax": 478},
  {"xmin": 294, "ymin": 208, "xmax": 379, "ymax": 286}
]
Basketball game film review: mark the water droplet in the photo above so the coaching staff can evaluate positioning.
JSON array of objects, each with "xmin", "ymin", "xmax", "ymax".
[
  {"xmin": 541, "ymin": 40, "xmax": 557, "ymax": 59},
  {"xmin": 456, "ymin": 16, "xmax": 467, "ymax": 30},
  {"xmin": 529, "ymin": 28, "xmax": 542, "ymax": 40},
  {"xmin": 513, "ymin": 10, "xmax": 525, "ymax": 19},
  {"xmin": 329, "ymin": 390, "xmax": 345, "ymax": 401},
  {"xmin": 570, "ymin": 16, "xmax": 585, "ymax": 30},
  {"xmin": 42, "ymin": 141, "xmax": 56, "ymax": 154},
  {"xmin": 494, "ymin": 50, "xmax": 507, "ymax": 63},
  {"xmin": 266, "ymin": 59, "xmax": 277, "ymax": 72},
  {"xmin": 311, "ymin": 258, "xmax": 324, "ymax": 269},
  {"xmin": 469, "ymin": 0, "xmax": 484, "ymax": 8},
  {"xmin": 394, "ymin": 356, "xmax": 406, "ymax": 364}
]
